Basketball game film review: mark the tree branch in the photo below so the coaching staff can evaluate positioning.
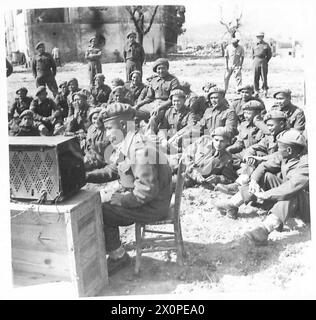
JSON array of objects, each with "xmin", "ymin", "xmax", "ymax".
[{"xmin": 143, "ymin": 5, "xmax": 159, "ymax": 35}]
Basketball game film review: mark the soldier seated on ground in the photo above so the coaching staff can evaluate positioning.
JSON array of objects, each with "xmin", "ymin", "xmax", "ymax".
[
  {"xmin": 226, "ymin": 100, "xmax": 265, "ymax": 170},
  {"xmin": 181, "ymin": 127, "xmax": 237, "ymax": 192},
  {"xmin": 9, "ymin": 110, "xmax": 40, "ymax": 136},
  {"xmin": 67, "ymin": 78, "xmax": 81, "ymax": 112},
  {"xmin": 84, "ymin": 107, "xmax": 110, "ymax": 171},
  {"xmin": 86, "ymin": 103, "xmax": 172, "ymax": 276},
  {"xmin": 254, "ymin": 89, "xmax": 306, "ymax": 134},
  {"xmin": 216, "ymin": 110, "xmax": 288, "ymax": 196},
  {"xmin": 136, "ymin": 58, "xmax": 180, "ymax": 131},
  {"xmin": 230, "ymin": 84, "xmax": 266, "ymax": 123},
  {"xmin": 125, "ymin": 70, "xmax": 148, "ymax": 107},
  {"xmin": 90, "ymin": 73, "xmax": 111, "ymax": 107},
  {"xmin": 180, "ymin": 81, "xmax": 207, "ymax": 121},
  {"xmin": 30, "ymin": 86, "xmax": 61, "ymax": 136},
  {"xmin": 107, "ymin": 78, "xmax": 132, "ymax": 105},
  {"xmin": 54, "ymin": 81, "xmax": 70, "ymax": 121},
  {"xmin": 215, "ymin": 129, "xmax": 309, "ymax": 226},
  {"xmin": 8, "ymin": 87, "xmax": 33, "ymax": 122}
]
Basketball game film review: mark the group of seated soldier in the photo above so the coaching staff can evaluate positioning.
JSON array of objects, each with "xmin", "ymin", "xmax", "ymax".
[{"xmin": 8, "ymin": 57, "xmax": 309, "ymax": 248}]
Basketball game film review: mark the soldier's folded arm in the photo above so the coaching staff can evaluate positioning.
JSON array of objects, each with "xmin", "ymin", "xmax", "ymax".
[
  {"xmin": 120, "ymin": 148, "xmax": 160, "ymax": 208},
  {"xmin": 251, "ymin": 154, "xmax": 282, "ymax": 183},
  {"xmin": 225, "ymin": 109, "xmax": 238, "ymax": 137},
  {"xmin": 263, "ymin": 160, "xmax": 309, "ymax": 201},
  {"xmin": 85, "ymin": 163, "xmax": 119, "ymax": 184},
  {"xmin": 294, "ymin": 110, "xmax": 306, "ymax": 132}
]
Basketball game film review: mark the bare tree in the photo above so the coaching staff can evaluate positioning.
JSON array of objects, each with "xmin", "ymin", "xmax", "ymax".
[
  {"xmin": 125, "ymin": 5, "xmax": 159, "ymax": 46},
  {"xmin": 219, "ymin": 6, "xmax": 242, "ymax": 39}
]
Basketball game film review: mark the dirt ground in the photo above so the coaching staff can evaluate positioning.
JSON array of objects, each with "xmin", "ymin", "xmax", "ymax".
[{"xmin": 7, "ymin": 54, "xmax": 314, "ymax": 298}]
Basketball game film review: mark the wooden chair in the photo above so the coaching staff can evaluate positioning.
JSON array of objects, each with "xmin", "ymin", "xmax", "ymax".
[{"xmin": 134, "ymin": 160, "xmax": 186, "ymax": 275}]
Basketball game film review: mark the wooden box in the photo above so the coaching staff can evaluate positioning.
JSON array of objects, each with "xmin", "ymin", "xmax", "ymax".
[{"xmin": 10, "ymin": 190, "xmax": 108, "ymax": 297}]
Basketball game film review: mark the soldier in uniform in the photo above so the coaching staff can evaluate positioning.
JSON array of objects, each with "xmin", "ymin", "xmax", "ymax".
[
  {"xmin": 30, "ymin": 86, "xmax": 61, "ymax": 135},
  {"xmin": 107, "ymin": 78, "xmax": 132, "ymax": 105},
  {"xmin": 9, "ymin": 110, "xmax": 40, "ymax": 136},
  {"xmin": 8, "ymin": 87, "xmax": 33, "ymax": 121},
  {"xmin": 224, "ymin": 38, "xmax": 245, "ymax": 93},
  {"xmin": 85, "ymin": 36, "xmax": 102, "ymax": 86},
  {"xmin": 86, "ymin": 104, "xmax": 173, "ymax": 275},
  {"xmin": 199, "ymin": 87, "xmax": 238, "ymax": 139},
  {"xmin": 181, "ymin": 127, "xmax": 237, "ymax": 191},
  {"xmin": 90, "ymin": 73, "xmax": 111, "ymax": 107},
  {"xmin": 123, "ymin": 31, "xmax": 145, "ymax": 82},
  {"xmin": 136, "ymin": 58, "xmax": 180, "ymax": 127},
  {"xmin": 230, "ymin": 84, "xmax": 266, "ymax": 123},
  {"xmin": 54, "ymin": 81, "xmax": 70, "ymax": 121},
  {"xmin": 215, "ymin": 129, "xmax": 309, "ymax": 226},
  {"xmin": 226, "ymin": 100, "xmax": 265, "ymax": 169},
  {"xmin": 125, "ymin": 70, "xmax": 149, "ymax": 107},
  {"xmin": 251, "ymin": 32, "xmax": 272, "ymax": 97},
  {"xmin": 32, "ymin": 42, "xmax": 58, "ymax": 97}
]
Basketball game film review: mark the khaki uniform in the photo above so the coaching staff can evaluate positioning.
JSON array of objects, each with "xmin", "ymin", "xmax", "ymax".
[
  {"xmin": 124, "ymin": 82, "xmax": 148, "ymax": 106},
  {"xmin": 85, "ymin": 46, "xmax": 102, "ymax": 86},
  {"xmin": 231, "ymin": 96, "xmax": 265, "ymax": 123},
  {"xmin": 9, "ymin": 96, "xmax": 33, "ymax": 120},
  {"xmin": 182, "ymin": 135, "xmax": 236, "ymax": 185},
  {"xmin": 32, "ymin": 52, "xmax": 58, "ymax": 96},
  {"xmin": 123, "ymin": 42, "xmax": 145, "ymax": 81},
  {"xmin": 86, "ymin": 131, "xmax": 173, "ymax": 252},
  {"xmin": 90, "ymin": 83, "xmax": 111, "ymax": 107}
]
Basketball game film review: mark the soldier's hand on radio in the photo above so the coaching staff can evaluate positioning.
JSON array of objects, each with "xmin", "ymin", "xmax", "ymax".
[{"xmin": 110, "ymin": 192, "xmax": 124, "ymax": 206}]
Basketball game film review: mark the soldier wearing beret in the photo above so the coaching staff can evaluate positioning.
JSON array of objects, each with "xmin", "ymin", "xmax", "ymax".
[
  {"xmin": 30, "ymin": 86, "xmax": 61, "ymax": 135},
  {"xmin": 9, "ymin": 110, "xmax": 40, "ymax": 136},
  {"xmin": 231, "ymin": 84, "xmax": 266, "ymax": 123},
  {"xmin": 123, "ymin": 31, "xmax": 145, "ymax": 82},
  {"xmin": 224, "ymin": 38, "xmax": 245, "ymax": 93},
  {"xmin": 125, "ymin": 70, "xmax": 149, "ymax": 107},
  {"xmin": 251, "ymin": 32, "xmax": 272, "ymax": 97},
  {"xmin": 181, "ymin": 126, "xmax": 237, "ymax": 191},
  {"xmin": 32, "ymin": 42, "xmax": 58, "ymax": 97},
  {"xmin": 85, "ymin": 36, "xmax": 103, "ymax": 86},
  {"xmin": 86, "ymin": 104, "xmax": 173, "ymax": 275},
  {"xmin": 90, "ymin": 73, "xmax": 112, "ymax": 107},
  {"xmin": 215, "ymin": 129, "xmax": 309, "ymax": 226},
  {"xmin": 8, "ymin": 87, "xmax": 33, "ymax": 121},
  {"xmin": 136, "ymin": 58, "xmax": 180, "ymax": 128},
  {"xmin": 226, "ymin": 100, "xmax": 265, "ymax": 166},
  {"xmin": 54, "ymin": 81, "xmax": 70, "ymax": 121},
  {"xmin": 216, "ymin": 110, "xmax": 288, "ymax": 196},
  {"xmin": 198, "ymin": 87, "xmax": 238, "ymax": 139},
  {"xmin": 107, "ymin": 78, "xmax": 132, "ymax": 105}
]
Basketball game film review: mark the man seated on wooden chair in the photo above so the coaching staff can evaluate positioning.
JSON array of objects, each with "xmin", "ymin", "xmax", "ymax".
[{"xmin": 85, "ymin": 103, "xmax": 173, "ymax": 276}]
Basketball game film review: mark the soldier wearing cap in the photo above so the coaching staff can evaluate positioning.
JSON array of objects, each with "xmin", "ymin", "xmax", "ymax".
[
  {"xmin": 30, "ymin": 86, "xmax": 61, "ymax": 135},
  {"xmin": 107, "ymin": 78, "xmax": 132, "ymax": 105},
  {"xmin": 85, "ymin": 36, "xmax": 102, "ymax": 86},
  {"xmin": 216, "ymin": 110, "xmax": 288, "ymax": 196},
  {"xmin": 224, "ymin": 38, "xmax": 245, "ymax": 93},
  {"xmin": 32, "ymin": 42, "xmax": 58, "ymax": 96},
  {"xmin": 125, "ymin": 70, "xmax": 149, "ymax": 107},
  {"xmin": 136, "ymin": 58, "xmax": 180, "ymax": 126},
  {"xmin": 54, "ymin": 81, "xmax": 70, "ymax": 121},
  {"xmin": 9, "ymin": 110, "xmax": 40, "ymax": 137},
  {"xmin": 86, "ymin": 103, "xmax": 173, "ymax": 275},
  {"xmin": 8, "ymin": 87, "xmax": 33, "ymax": 121},
  {"xmin": 90, "ymin": 73, "xmax": 111, "ymax": 107},
  {"xmin": 231, "ymin": 84, "xmax": 266, "ymax": 123},
  {"xmin": 123, "ymin": 31, "xmax": 145, "ymax": 82},
  {"xmin": 199, "ymin": 87, "xmax": 238, "ymax": 138},
  {"xmin": 181, "ymin": 126, "xmax": 237, "ymax": 190},
  {"xmin": 215, "ymin": 129, "xmax": 309, "ymax": 226},
  {"xmin": 251, "ymin": 32, "xmax": 272, "ymax": 97}
]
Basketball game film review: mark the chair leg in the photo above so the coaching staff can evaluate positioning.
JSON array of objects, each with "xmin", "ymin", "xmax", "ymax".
[
  {"xmin": 174, "ymin": 220, "xmax": 184, "ymax": 266},
  {"xmin": 135, "ymin": 224, "xmax": 143, "ymax": 274}
]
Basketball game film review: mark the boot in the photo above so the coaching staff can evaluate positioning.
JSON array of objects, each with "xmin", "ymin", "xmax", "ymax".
[
  {"xmin": 215, "ymin": 182, "xmax": 239, "ymax": 195},
  {"xmin": 245, "ymin": 226, "xmax": 269, "ymax": 246},
  {"xmin": 107, "ymin": 252, "xmax": 131, "ymax": 276},
  {"xmin": 214, "ymin": 193, "xmax": 243, "ymax": 219}
]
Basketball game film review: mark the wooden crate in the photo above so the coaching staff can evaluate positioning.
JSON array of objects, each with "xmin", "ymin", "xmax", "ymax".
[{"xmin": 10, "ymin": 190, "xmax": 108, "ymax": 297}]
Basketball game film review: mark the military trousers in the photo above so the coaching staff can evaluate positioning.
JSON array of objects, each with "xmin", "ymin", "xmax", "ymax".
[
  {"xmin": 224, "ymin": 66, "xmax": 242, "ymax": 92},
  {"xmin": 89, "ymin": 61, "xmax": 102, "ymax": 86},
  {"xmin": 36, "ymin": 74, "xmax": 58, "ymax": 97},
  {"xmin": 240, "ymin": 172, "xmax": 310, "ymax": 223},
  {"xmin": 253, "ymin": 58, "xmax": 269, "ymax": 92},
  {"xmin": 125, "ymin": 60, "xmax": 142, "ymax": 82},
  {"xmin": 101, "ymin": 201, "xmax": 169, "ymax": 252}
]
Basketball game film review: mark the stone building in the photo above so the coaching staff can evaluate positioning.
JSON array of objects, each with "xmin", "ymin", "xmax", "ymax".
[{"xmin": 5, "ymin": 6, "xmax": 184, "ymax": 64}]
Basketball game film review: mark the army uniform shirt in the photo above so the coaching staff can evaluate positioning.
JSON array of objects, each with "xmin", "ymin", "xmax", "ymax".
[
  {"xmin": 252, "ymin": 41, "xmax": 272, "ymax": 61},
  {"xmin": 30, "ymin": 97, "xmax": 59, "ymax": 121},
  {"xmin": 55, "ymin": 92, "xmax": 69, "ymax": 119},
  {"xmin": 146, "ymin": 74, "xmax": 180, "ymax": 101},
  {"xmin": 123, "ymin": 42, "xmax": 145, "ymax": 65},
  {"xmin": 32, "ymin": 52, "xmax": 56, "ymax": 78},
  {"xmin": 9, "ymin": 96, "xmax": 33, "ymax": 119},
  {"xmin": 90, "ymin": 84, "xmax": 112, "ymax": 106}
]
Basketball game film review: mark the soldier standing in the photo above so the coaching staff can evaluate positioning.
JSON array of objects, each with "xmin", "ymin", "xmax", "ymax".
[
  {"xmin": 85, "ymin": 36, "xmax": 102, "ymax": 86},
  {"xmin": 224, "ymin": 38, "xmax": 245, "ymax": 93},
  {"xmin": 251, "ymin": 32, "xmax": 272, "ymax": 97},
  {"xmin": 32, "ymin": 42, "xmax": 58, "ymax": 97},
  {"xmin": 123, "ymin": 31, "xmax": 145, "ymax": 82}
]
